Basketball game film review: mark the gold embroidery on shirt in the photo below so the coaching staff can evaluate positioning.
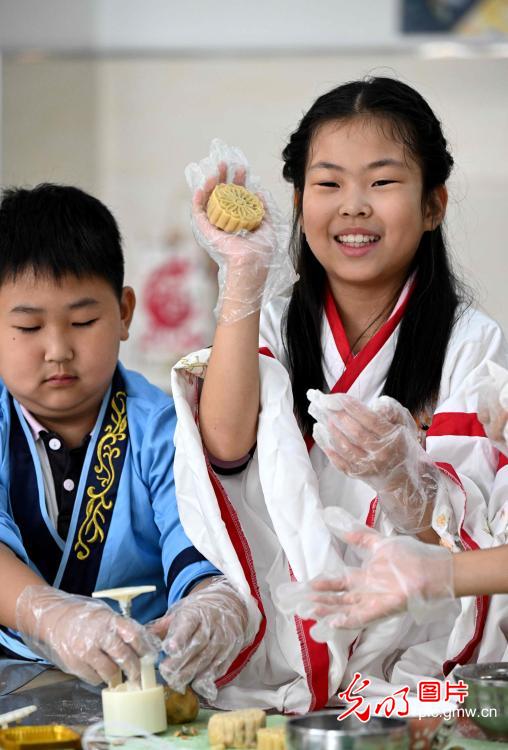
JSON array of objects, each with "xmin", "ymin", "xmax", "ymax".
[{"xmin": 74, "ymin": 390, "xmax": 127, "ymax": 560}]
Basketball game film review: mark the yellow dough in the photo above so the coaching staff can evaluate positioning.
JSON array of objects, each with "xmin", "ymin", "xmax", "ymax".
[
  {"xmin": 207, "ymin": 184, "xmax": 265, "ymax": 232},
  {"xmin": 163, "ymin": 685, "xmax": 200, "ymax": 724},
  {"xmin": 257, "ymin": 726, "xmax": 286, "ymax": 750},
  {"xmin": 208, "ymin": 708, "xmax": 266, "ymax": 748}
]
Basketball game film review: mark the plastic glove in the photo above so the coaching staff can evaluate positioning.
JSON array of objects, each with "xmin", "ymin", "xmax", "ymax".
[
  {"xmin": 185, "ymin": 139, "xmax": 297, "ymax": 324},
  {"xmin": 149, "ymin": 576, "xmax": 251, "ymax": 701},
  {"xmin": 276, "ymin": 507, "xmax": 455, "ymax": 636},
  {"xmin": 16, "ymin": 585, "xmax": 159, "ymax": 686},
  {"xmin": 308, "ymin": 390, "xmax": 444, "ymax": 533},
  {"xmin": 477, "ymin": 360, "xmax": 508, "ymax": 455}
]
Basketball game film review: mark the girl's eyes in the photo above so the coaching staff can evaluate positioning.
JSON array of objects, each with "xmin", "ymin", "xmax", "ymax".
[{"xmin": 316, "ymin": 179, "xmax": 398, "ymax": 188}]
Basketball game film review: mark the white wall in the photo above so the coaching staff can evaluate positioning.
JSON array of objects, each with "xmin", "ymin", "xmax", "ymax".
[{"xmin": 0, "ymin": 0, "xmax": 400, "ymax": 53}]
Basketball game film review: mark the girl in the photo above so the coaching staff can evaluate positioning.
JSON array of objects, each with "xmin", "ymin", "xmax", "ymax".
[{"xmin": 172, "ymin": 78, "xmax": 508, "ymax": 711}]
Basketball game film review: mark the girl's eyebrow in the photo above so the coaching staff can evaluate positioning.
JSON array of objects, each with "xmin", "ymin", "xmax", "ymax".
[{"xmin": 309, "ymin": 158, "xmax": 406, "ymax": 171}]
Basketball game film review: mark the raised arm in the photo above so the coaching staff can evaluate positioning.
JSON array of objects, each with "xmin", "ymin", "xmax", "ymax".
[
  {"xmin": 200, "ymin": 311, "xmax": 262, "ymax": 461},
  {"xmin": 186, "ymin": 142, "xmax": 296, "ymax": 461}
]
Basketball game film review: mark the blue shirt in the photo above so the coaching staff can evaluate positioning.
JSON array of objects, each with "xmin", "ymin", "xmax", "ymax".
[{"xmin": 0, "ymin": 363, "xmax": 219, "ymax": 659}]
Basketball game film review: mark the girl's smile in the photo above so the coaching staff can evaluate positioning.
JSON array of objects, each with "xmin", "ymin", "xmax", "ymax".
[{"xmin": 334, "ymin": 227, "xmax": 381, "ymax": 257}]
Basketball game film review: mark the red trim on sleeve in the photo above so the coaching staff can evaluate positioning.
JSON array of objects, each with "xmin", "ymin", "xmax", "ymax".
[
  {"xmin": 206, "ymin": 466, "xmax": 267, "ymax": 687},
  {"xmin": 427, "ymin": 413, "xmax": 486, "ymax": 439},
  {"xmin": 365, "ymin": 497, "xmax": 379, "ymax": 528},
  {"xmin": 434, "ymin": 461, "xmax": 462, "ymax": 488},
  {"xmin": 208, "ymin": 341, "xmax": 329, "ymax": 702},
  {"xmin": 435, "ymin": 462, "xmax": 490, "ymax": 676},
  {"xmin": 259, "ymin": 346, "xmax": 275, "ymax": 358},
  {"xmin": 498, "ymin": 452, "xmax": 508, "ymax": 471},
  {"xmin": 289, "ymin": 565, "xmax": 330, "ymax": 711}
]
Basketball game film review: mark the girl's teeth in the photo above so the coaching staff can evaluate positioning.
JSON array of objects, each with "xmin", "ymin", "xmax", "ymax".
[{"xmin": 338, "ymin": 234, "xmax": 378, "ymax": 243}]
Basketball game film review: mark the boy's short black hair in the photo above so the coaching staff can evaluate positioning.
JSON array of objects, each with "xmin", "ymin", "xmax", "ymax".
[{"xmin": 0, "ymin": 183, "xmax": 124, "ymax": 298}]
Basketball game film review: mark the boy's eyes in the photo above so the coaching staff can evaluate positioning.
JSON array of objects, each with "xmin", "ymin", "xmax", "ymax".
[
  {"xmin": 15, "ymin": 326, "xmax": 40, "ymax": 333},
  {"xmin": 72, "ymin": 318, "xmax": 98, "ymax": 327},
  {"xmin": 13, "ymin": 318, "xmax": 98, "ymax": 333}
]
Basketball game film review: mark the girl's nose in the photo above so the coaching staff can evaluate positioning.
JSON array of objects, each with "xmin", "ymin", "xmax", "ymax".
[{"xmin": 338, "ymin": 191, "xmax": 372, "ymax": 218}]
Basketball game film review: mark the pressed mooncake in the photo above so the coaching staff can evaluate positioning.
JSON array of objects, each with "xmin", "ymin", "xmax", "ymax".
[{"xmin": 207, "ymin": 184, "xmax": 264, "ymax": 232}]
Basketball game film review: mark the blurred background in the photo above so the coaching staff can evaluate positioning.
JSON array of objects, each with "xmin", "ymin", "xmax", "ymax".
[{"xmin": 1, "ymin": 0, "xmax": 507, "ymax": 389}]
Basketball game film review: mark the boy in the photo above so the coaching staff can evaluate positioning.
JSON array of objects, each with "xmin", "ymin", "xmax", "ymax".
[{"xmin": 0, "ymin": 184, "xmax": 253, "ymax": 693}]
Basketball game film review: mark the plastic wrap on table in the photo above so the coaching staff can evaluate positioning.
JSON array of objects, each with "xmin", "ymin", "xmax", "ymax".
[
  {"xmin": 0, "ymin": 659, "xmax": 50, "ymax": 696},
  {"xmin": 0, "ymin": 677, "xmax": 102, "ymax": 726}
]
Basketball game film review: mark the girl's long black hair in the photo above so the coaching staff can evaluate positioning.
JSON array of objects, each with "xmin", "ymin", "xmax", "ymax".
[{"xmin": 282, "ymin": 77, "xmax": 468, "ymax": 435}]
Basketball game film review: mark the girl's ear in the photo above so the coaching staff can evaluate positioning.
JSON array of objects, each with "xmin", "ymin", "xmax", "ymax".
[
  {"xmin": 295, "ymin": 190, "xmax": 305, "ymax": 233},
  {"xmin": 424, "ymin": 185, "xmax": 448, "ymax": 231}
]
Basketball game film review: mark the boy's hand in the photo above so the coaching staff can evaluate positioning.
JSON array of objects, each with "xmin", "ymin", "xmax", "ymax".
[
  {"xmin": 16, "ymin": 585, "xmax": 159, "ymax": 686},
  {"xmin": 149, "ymin": 576, "xmax": 250, "ymax": 700}
]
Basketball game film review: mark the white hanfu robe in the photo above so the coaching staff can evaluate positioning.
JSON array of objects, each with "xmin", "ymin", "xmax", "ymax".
[{"xmin": 172, "ymin": 279, "xmax": 508, "ymax": 713}]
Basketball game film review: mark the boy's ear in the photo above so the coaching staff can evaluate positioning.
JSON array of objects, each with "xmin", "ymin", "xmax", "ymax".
[
  {"xmin": 424, "ymin": 184, "xmax": 448, "ymax": 231},
  {"xmin": 119, "ymin": 286, "xmax": 136, "ymax": 341}
]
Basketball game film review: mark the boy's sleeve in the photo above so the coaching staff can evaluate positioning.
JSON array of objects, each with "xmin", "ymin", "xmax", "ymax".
[
  {"xmin": 0, "ymin": 439, "xmax": 30, "ymax": 563},
  {"xmin": 144, "ymin": 402, "xmax": 221, "ymax": 605}
]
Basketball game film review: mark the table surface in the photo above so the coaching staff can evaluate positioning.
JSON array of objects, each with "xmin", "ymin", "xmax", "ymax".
[{"xmin": 1, "ymin": 665, "xmax": 507, "ymax": 749}]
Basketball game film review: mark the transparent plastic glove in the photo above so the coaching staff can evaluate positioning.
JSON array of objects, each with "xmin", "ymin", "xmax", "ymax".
[
  {"xmin": 477, "ymin": 360, "xmax": 508, "ymax": 455},
  {"xmin": 16, "ymin": 585, "xmax": 159, "ymax": 686},
  {"xmin": 185, "ymin": 139, "xmax": 297, "ymax": 324},
  {"xmin": 276, "ymin": 507, "xmax": 455, "ymax": 636},
  {"xmin": 149, "ymin": 576, "xmax": 251, "ymax": 701},
  {"xmin": 308, "ymin": 390, "xmax": 443, "ymax": 533}
]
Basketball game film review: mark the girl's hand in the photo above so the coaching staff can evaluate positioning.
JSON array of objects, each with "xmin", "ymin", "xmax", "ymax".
[
  {"xmin": 186, "ymin": 140, "xmax": 297, "ymax": 325},
  {"xmin": 308, "ymin": 391, "xmax": 443, "ymax": 533},
  {"xmin": 276, "ymin": 507, "xmax": 454, "ymax": 634}
]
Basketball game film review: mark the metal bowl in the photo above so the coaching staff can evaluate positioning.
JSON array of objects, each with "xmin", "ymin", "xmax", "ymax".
[
  {"xmin": 455, "ymin": 662, "xmax": 508, "ymax": 740},
  {"xmin": 286, "ymin": 710, "xmax": 409, "ymax": 750}
]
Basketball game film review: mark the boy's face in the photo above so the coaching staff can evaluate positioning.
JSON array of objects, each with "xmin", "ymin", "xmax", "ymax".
[{"xmin": 0, "ymin": 270, "xmax": 135, "ymax": 430}]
